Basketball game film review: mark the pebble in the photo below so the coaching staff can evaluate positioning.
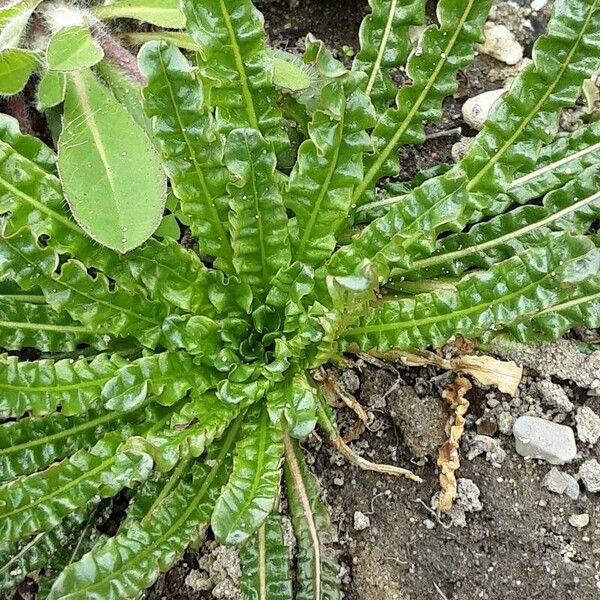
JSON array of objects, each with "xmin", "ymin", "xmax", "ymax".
[
  {"xmin": 542, "ymin": 467, "xmax": 580, "ymax": 501},
  {"xmin": 462, "ymin": 89, "xmax": 506, "ymax": 130},
  {"xmin": 450, "ymin": 136, "xmax": 474, "ymax": 161},
  {"xmin": 354, "ymin": 511, "xmax": 371, "ymax": 531},
  {"xmin": 423, "ymin": 518, "xmax": 435, "ymax": 530},
  {"xmin": 340, "ymin": 369, "xmax": 360, "ymax": 394},
  {"xmin": 568, "ymin": 514, "xmax": 590, "ymax": 529},
  {"xmin": 476, "ymin": 416, "xmax": 498, "ymax": 437},
  {"xmin": 456, "ymin": 478, "xmax": 483, "ymax": 513},
  {"xmin": 476, "ymin": 22, "xmax": 524, "ymax": 65},
  {"xmin": 575, "ymin": 406, "xmax": 600, "ymax": 445},
  {"xmin": 466, "ymin": 434, "xmax": 506, "ymax": 466},
  {"xmin": 497, "ymin": 411, "xmax": 514, "ymax": 435},
  {"xmin": 531, "ymin": 0, "xmax": 549, "ymax": 10},
  {"xmin": 513, "ymin": 416, "xmax": 577, "ymax": 465},
  {"xmin": 579, "ymin": 459, "xmax": 600, "ymax": 493},
  {"xmin": 533, "ymin": 380, "xmax": 574, "ymax": 413}
]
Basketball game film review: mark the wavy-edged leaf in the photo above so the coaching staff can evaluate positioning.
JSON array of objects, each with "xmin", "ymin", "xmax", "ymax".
[
  {"xmin": 59, "ymin": 69, "xmax": 166, "ymax": 252},
  {"xmin": 225, "ymin": 128, "xmax": 291, "ymax": 293},
  {"xmin": 283, "ymin": 434, "xmax": 340, "ymax": 600},
  {"xmin": 139, "ymin": 41, "xmax": 234, "ymax": 269},
  {"xmin": 102, "ymin": 351, "xmax": 216, "ymax": 411},
  {"xmin": 0, "ymin": 299, "xmax": 104, "ymax": 353},
  {"xmin": 344, "ymin": 235, "xmax": 600, "ymax": 352},
  {"xmin": 350, "ymin": 0, "xmax": 491, "ymax": 207},
  {"xmin": 0, "ymin": 503, "xmax": 96, "ymax": 593},
  {"xmin": 0, "ymin": 404, "xmax": 150, "ymax": 482},
  {"xmin": 45, "ymin": 418, "xmax": 242, "ymax": 600},
  {"xmin": 353, "ymin": 0, "xmax": 425, "ymax": 115},
  {"xmin": 0, "ymin": 424, "xmax": 159, "ymax": 543},
  {"xmin": 212, "ymin": 403, "xmax": 283, "ymax": 545},
  {"xmin": 92, "ymin": 0, "xmax": 184, "ymax": 28},
  {"xmin": 285, "ymin": 39, "xmax": 375, "ymax": 267},
  {"xmin": 0, "ymin": 353, "xmax": 124, "ymax": 419},
  {"xmin": 182, "ymin": 0, "xmax": 287, "ymax": 151},
  {"xmin": 0, "ymin": 229, "xmax": 166, "ymax": 347},
  {"xmin": 329, "ymin": 0, "xmax": 600, "ymax": 278},
  {"xmin": 240, "ymin": 515, "xmax": 293, "ymax": 600},
  {"xmin": 0, "ymin": 113, "xmax": 55, "ymax": 172},
  {"xmin": 396, "ymin": 165, "xmax": 600, "ymax": 280}
]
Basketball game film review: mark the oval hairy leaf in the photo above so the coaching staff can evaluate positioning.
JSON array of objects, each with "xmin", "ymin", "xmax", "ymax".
[
  {"xmin": 0, "ymin": 48, "xmax": 38, "ymax": 95},
  {"xmin": 46, "ymin": 26, "xmax": 104, "ymax": 71}
]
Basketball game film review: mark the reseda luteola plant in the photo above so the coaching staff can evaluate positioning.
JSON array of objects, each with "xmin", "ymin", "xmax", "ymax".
[{"xmin": 0, "ymin": 0, "xmax": 599, "ymax": 597}]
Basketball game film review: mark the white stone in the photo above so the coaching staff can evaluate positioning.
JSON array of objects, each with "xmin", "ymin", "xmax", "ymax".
[
  {"xmin": 456, "ymin": 478, "xmax": 483, "ymax": 513},
  {"xmin": 476, "ymin": 22, "xmax": 524, "ymax": 65},
  {"xmin": 579, "ymin": 459, "xmax": 600, "ymax": 493},
  {"xmin": 575, "ymin": 406, "xmax": 600, "ymax": 445},
  {"xmin": 542, "ymin": 467, "xmax": 580, "ymax": 500},
  {"xmin": 534, "ymin": 380, "xmax": 574, "ymax": 413},
  {"xmin": 568, "ymin": 513, "xmax": 590, "ymax": 529},
  {"xmin": 531, "ymin": 0, "xmax": 549, "ymax": 10},
  {"xmin": 462, "ymin": 89, "xmax": 506, "ymax": 130},
  {"xmin": 353, "ymin": 511, "xmax": 371, "ymax": 531},
  {"xmin": 513, "ymin": 416, "xmax": 577, "ymax": 465}
]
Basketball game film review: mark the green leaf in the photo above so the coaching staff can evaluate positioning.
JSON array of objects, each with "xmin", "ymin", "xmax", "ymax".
[
  {"xmin": 182, "ymin": 0, "xmax": 288, "ymax": 151},
  {"xmin": 45, "ymin": 419, "xmax": 241, "ymax": 600},
  {"xmin": 92, "ymin": 0, "xmax": 185, "ymax": 29},
  {"xmin": 343, "ymin": 235, "xmax": 600, "ymax": 352},
  {"xmin": 0, "ymin": 353, "xmax": 124, "ymax": 419},
  {"xmin": 0, "ymin": 48, "xmax": 38, "ymax": 95},
  {"xmin": 350, "ymin": 0, "xmax": 492, "ymax": 207},
  {"xmin": 283, "ymin": 434, "xmax": 340, "ymax": 600},
  {"xmin": 139, "ymin": 41, "xmax": 234, "ymax": 269},
  {"xmin": 212, "ymin": 403, "xmax": 284, "ymax": 546},
  {"xmin": 0, "ymin": 113, "xmax": 56, "ymax": 172},
  {"xmin": 0, "ymin": 0, "xmax": 42, "ymax": 49},
  {"xmin": 0, "ymin": 404, "xmax": 150, "ymax": 482},
  {"xmin": 38, "ymin": 70, "xmax": 66, "ymax": 109},
  {"xmin": 225, "ymin": 128, "xmax": 291, "ymax": 293},
  {"xmin": 353, "ymin": 0, "xmax": 426, "ymax": 115},
  {"xmin": 59, "ymin": 69, "xmax": 166, "ymax": 253},
  {"xmin": 47, "ymin": 27, "xmax": 104, "ymax": 71},
  {"xmin": 240, "ymin": 515, "xmax": 293, "ymax": 600},
  {"xmin": 285, "ymin": 38, "xmax": 375, "ymax": 267}
]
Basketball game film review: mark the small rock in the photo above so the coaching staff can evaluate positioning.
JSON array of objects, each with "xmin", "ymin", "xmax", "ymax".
[
  {"xmin": 462, "ymin": 89, "xmax": 506, "ymax": 130},
  {"xmin": 542, "ymin": 467, "xmax": 580, "ymax": 500},
  {"xmin": 497, "ymin": 411, "xmax": 514, "ymax": 435},
  {"xmin": 354, "ymin": 511, "xmax": 371, "ymax": 531},
  {"xmin": 456, "ymin": 478, "xmax": 483, "ymax": 513},
  {"xmin": 333, "ymin": 476, "xmax": 345, "ymax": 486},
  {"xmin": 568, "ymin": 513, "xmax": 590, "ymax": 529},
  {"xmin": 476, "ymin": 416, "xmax": 498, "ymax": 437},
  {"xmin": 575, "ymin": 406, "xmax": 600, "ymax": 445},
  {"xmin": 466, "ymin": 434, "xmax": 506, "ymax": 466},
  {"xmin": 579, "ymin": 459, "xmax": 600, "ymax": 493},
  {"xmin": 339, "ymin": 369, "xmax": 360, "ymax": 394},
  {"xmin": 476, "ymin": 22, "xmax": 524, "ymax": 65},
  {"xmin": 531, "ymin": 0, "xmax": 549, "ymax": 10},
  {"xmin": 185, "ymin": 570, "xmax": 212, "ymax": 592},
  {"xmin": 513, "ymin": 416, "xmax": 577, "ymax": 465},
  {"xmin": 533, "ymin": 380, "xmax": 574, "ymax": 413},
  {"xmin": 450, "ymin": 136, "xmax": 474, "ymax": 161},
  {"xmin": 423, "ymin": 518, "xmax": 435, "ymax": 530}
]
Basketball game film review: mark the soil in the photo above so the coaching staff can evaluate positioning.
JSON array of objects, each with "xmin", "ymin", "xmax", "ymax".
[{"xmin": 4, "ymin": 1, "xmax": 600, "ymax": 600}]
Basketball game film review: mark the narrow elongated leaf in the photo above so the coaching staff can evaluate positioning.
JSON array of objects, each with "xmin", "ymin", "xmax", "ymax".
[
  {"xmin": 344, "ymin": 235, "xmax": 600, "ymax": 352},
  {"xmin": 241, "ymin": 515, "xmax": 293, "ymax": 600},
  {"xmin": 0, "ymin": 353, "xmax": 124, "ymax": 419},
  {"xmin": 225, "ymin": 128, "xmax": 291, "ymax": 292},
  {"xmin": 353, "ymin": 0, "xmax": 425, "ymax": 115},
  {"xmin": 45, "ymin": 419, "xmax": 242, "ymax": 600},
  {"xmin": 212, "ymin": 403, "xmax": 284, "ymax": 545},
  {"xmin": 283, "ymin": 434, "xmax": 340, "ymax": 600},
  {"xmin": 59, "ymin": 69, "xmax": 166, "ymax": 252},
  {"xmin": 139, "ymin": 41, "xmax": 234, "ymax": 269},
  {"xmin": 0, "ymin": 48, "xmax": 38, "ymax": 95},
  {"xmin": 286, "ymin": 40, "xmax": 375, "ymax": 267},
  {"xmin": 350, "ymin": 0, "xmax": 491, "ymax": 207},
  {"xmin": 182, "ymin": 0, "xmax": 287, "ymax": 150},
  {"xmin": 92, "ymin": 0, "xmax": 184, "ymax": 28},
  {"xmin": 47, "ymin": 27, "xmax": 104, "ymax": 71}
]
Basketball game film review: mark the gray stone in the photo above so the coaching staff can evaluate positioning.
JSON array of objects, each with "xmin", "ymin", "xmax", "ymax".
[
  {"xmin": 513, "ymin": 416, "xmax": 577, "ymax": 465},
  {"xmin": 497, "ymin": 411, "xmax": 514, "ymax": 435},
  {"xmin": 575, "ymin": 406, "xmax": 600, "ymax": 445},
  {"xmin": 456, "ymin": 478, "xmax": 483, "ymax": 513},
  {"xmin": 533, "ymin": 380, "xmax": 574, "ymax": 413},
  {"xmin": 579, "ymin": 459, "xmax": 600, "ymax": 493},
  {"xmin": 476, "ymin": 22, "xmax": 524, "ymax": 65},
  {"xmin": 542, "ymin": 467, "xmax": 580, "ymax": 500},
  {"xmin": 353, "ymin": 511, "xmax": 371, "ymax": 531},
  {"xmin": 568, "ymin": 513, "xmax": 590, "ymax": 529},
  {"xmin": 466, "ymin": 434, "xmax": 506, "ymax": 466},
  {"xmin": 462, "ymin": 89, "xmax": 506, "ymax": 130}
]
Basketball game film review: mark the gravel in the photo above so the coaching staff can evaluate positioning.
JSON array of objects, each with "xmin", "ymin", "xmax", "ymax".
[
  {"xmin": 513, "ymin": 416, "xmax": 577, "ymax": 465},
  {"xmin": 578, "ymin": 459, "xmax": 600, "ymax": 493},
  {"xmin": 476, "ymin": 22, "xmax": 524, "ymax": 65},
  {"xmin": 574, "ymin": 406, "xmax": 600, "ymax": 445},
  {"xmin": 542, "ymin": 467, "xmax": 580, "ymax": 501}
]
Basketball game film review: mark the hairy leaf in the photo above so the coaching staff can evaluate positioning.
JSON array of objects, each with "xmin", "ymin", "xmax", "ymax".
[
  {"xmin": 0, "ymin": 48, "xmax": 38, "ymax": 95},
  {"xmin": 46, "ymin": 27, "xmax": 104, "ymax": 71},
  {"xmin": 92, "ymin": 0, "xmax": 184, "ymax": 28}
]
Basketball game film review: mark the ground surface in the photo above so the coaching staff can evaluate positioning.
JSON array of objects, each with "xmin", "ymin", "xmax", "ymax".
[{"xmin": 3, "ymin": 1, "xmax": 599, "ymax": 599}]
